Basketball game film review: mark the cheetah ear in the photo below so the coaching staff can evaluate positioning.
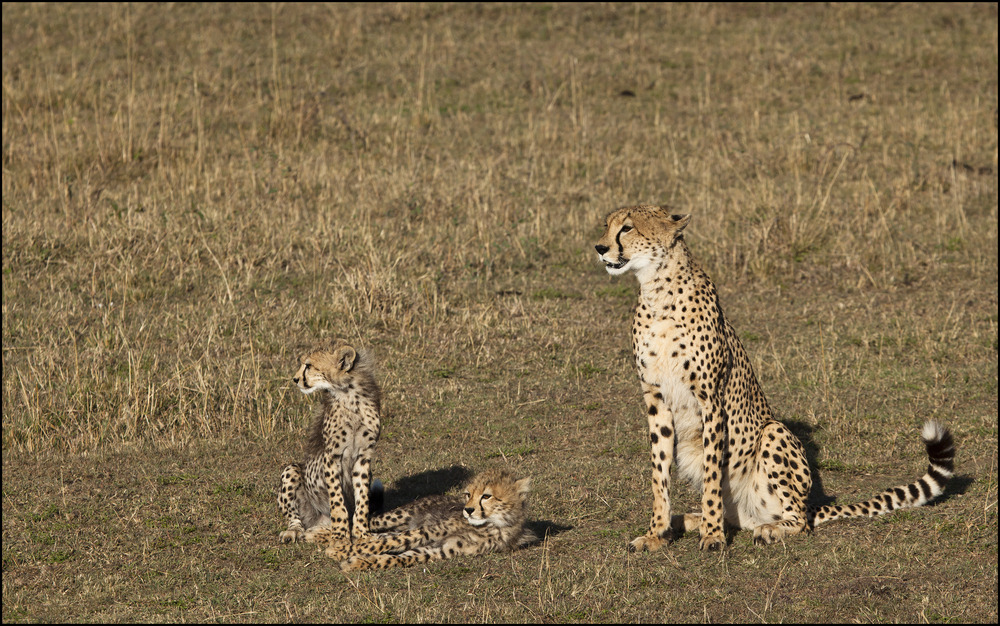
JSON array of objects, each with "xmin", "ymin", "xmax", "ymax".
[
  {"xmin": 514, "ymin": 477, "xmax": 531, "ymax": 494},
  {"xmin": 335, "ymin": 345, "xmax": 358, "ymax": 372},
  {"xmin": 659, "ymin": 209, "xmax": 691, "ymax": 232}
]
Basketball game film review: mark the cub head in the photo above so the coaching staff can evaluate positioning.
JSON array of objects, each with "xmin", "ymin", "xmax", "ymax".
[
  {"xmin": 292, "ymin": 339, "xmax": 368, "ymax": 395},
  {"xmin": 461, "ymin": 468, "xmax": 531, "ymax": 529},
  {"xmin": 594, "ymin": 205, "xmax": 691, "ymax": 277}
]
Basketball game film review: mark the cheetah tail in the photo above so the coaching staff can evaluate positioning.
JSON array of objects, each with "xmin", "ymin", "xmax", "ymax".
[{"xmin": 807, "ymin": 421, "xmax": 955, "ymax": 528}]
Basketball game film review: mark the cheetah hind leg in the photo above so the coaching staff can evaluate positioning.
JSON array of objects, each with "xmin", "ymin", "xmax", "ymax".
[
  {"xmin": 629, "ymin": 514, "xmax": 700, "ymax": 552},
  {"xmin": 752, "ymin": 505, "xmax": 808, "ymax": 546},
  {"xmin": 750, "ymin": 479, "xmax": 809, "ymax": 546},
  {"xmin": 629, "ymin": 532, "xmax": 669, "ymax": 553},
  {"xmin": 305, "ymin": 524, "xmax": 349, "ymax": 546},
  {"xmin": 306, "ymin": 525, "xmax": 352, "ymax": 560},
  {"xmin": 750, "ymin": 423, "xmax": 812, "ymax": 546},
  {"xmin": 673, "ymin": 512, "xmax": 702, "ymax": 535}
]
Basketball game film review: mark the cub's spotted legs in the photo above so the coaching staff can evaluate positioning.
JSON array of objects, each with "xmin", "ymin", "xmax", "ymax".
[
  {"xmin": 341, "ymin": 546, "xmax": 447, "ymax": 572},
  {"xmin": 330, "ymin": 519, "xmax": 454, "ymax": 560},
  {"xmin": 349, "ymin": 445, "xmax": 376, "ymax": 541},
  {"xmin": 630, "ymin": 386, "xmax": 675, "ymax": 553},
  {"xmin": 339, "ymin": 535, "xmax": 499, "ymax": 572},
  {"xmin": 302, "ymin": 450, "xmax": 351, "ymax": 553},
  {"xmin": 277, "ymin": 463, "xmax": 306, "ymax": 543}
]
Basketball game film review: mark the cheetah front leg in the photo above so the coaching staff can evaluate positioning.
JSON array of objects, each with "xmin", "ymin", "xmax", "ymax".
[
  {"xmin": 340, "ymin": 535, "xmax": 495, "ymax": 572},
  {"xmin": 696, "ymin": 396, "xmax": 727, "ymax": 551},
  {"xmin": 331, "ymin": 519, "xmax": 453, "ymax": 560},
  {"xmin": 340, "ymin": 545, "xmax": 447, "ymax": 572},
  {"xmin": 631, "ymin": 387, "xmax": 675, "ymax": 553},
  {"xmin": 277, "ymin": 463, "xmax": 307, "ymax": 543},
  {"xmin": 305, "ymin": 450, "xmax": 352, "ymax": 558},
  {"xmin": 349, "ymin": 443, "xmax": 376, "ymax": 541}
]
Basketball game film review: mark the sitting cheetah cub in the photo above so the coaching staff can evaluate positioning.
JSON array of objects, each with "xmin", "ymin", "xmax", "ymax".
[
  {"xmin": 338, "ymin": 468, "xmax": 536, "ymax": 571},
  {"xmin": 276, "ymin": 340, "xmax": 381, "ymax": 559},
  {"xmin": 595, "ymin": 206, "xmax": 956, "ymax": 551}
]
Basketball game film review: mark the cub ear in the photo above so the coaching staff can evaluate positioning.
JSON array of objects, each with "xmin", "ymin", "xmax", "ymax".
[
  {"xmin": 514, "ymin": 477, "xmax": 532, "ymax": 495},
  {"xmin": 334, "ymin": 345, "xmax": 358, "ymax": 372}
]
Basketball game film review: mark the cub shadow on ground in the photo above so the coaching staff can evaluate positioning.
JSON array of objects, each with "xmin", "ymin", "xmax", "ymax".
[
  {"xmin": 377, "ymin": 464, "xmax": 473, "ymax": 511},
  {"xmin": 374, "ymin": 464, "xmax": 573, "ymax": 545}
]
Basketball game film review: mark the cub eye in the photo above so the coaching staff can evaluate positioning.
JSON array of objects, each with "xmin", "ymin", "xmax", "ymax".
[
  {"xmin": 481, "ymin": 493, "xmax": 492, "ymax": 500},
  {"xmin": 620, "ymin": 225, "xmax": 633, "ymax": 233},
  {"xmin": 304, "ymin": 363, "xmax": 311, "ymax": 371}
]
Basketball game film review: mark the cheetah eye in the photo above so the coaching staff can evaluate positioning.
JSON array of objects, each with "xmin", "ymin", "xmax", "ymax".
[
  {"xmin": 620, "ymin": 225, "xmax": 633, "ymax": 234},
  {"xmin": 481, "ymin": 493, "xmax": 492, "ymax": 500}
]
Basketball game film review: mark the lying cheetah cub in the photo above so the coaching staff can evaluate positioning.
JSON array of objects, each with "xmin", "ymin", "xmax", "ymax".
[
  {"xmin": 595, "ymin": 206, "xmax": 956, "ymax": 551},
  {"xmin": 276, "ymin": 340, "xmax": 381, "ymax": 559},
  {"xmin": 338, "ymin": 468, "xmax": 536, "ymax": 571}
]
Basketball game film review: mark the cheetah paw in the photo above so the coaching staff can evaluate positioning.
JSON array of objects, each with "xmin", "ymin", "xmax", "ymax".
[
  {"xmin": 339, "ymin": 556, "xmax": 373, "ymax": 572},
  {"xmin": 325, "ymin": 543, "xmax": 351, "ymax": 561},
  {"xmin": 304, "ymin": 526, "xmax": 347, "ymax": 545},
  {"xmin": 628, "ymin": 533, "xmax": 670, "ymax": 553},
  {"xmin": 279, "ymin": 528, "xmax": 305, "ymax": 543},
  {"xmin": 752, "ymin": 523, "xmax": 785, "ymax": 546},
  {"xmin": 698, "ymin": 532, "xmax": 726, "ymax": 551}
]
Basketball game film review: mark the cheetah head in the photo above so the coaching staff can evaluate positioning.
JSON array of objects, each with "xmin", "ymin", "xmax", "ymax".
[
  {"xmin": 595, "ymin": 205, "xmax": 691, "ymax": 278},
  {"xmin": 292, "ymin": 340, "xmax": 364, "ymax": 395},
  {"xmin": 461, "ymin": 468, "xmax": 531, "ymax": 529}
]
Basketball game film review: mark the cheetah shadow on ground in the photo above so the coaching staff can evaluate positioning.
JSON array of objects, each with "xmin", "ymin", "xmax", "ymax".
[
  {"xmin": 783, "ymin": 419, "xmax": 836, "ymax": 509},
  {"xmin": 375, "ymin": 464, "xmax": 474, "ymax": 512},
  {"xmin": 524, "ymin": 520, "xmax": 574, "ymax": 546}
]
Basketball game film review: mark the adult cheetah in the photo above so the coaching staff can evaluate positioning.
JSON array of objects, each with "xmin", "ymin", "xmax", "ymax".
[{"xmin": 595, "ymin": 205, "xmax": 955, "ymax": 551}]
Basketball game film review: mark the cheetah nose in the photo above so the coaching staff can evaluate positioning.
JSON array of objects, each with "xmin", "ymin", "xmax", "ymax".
[
  {"xmin": 464, "ymin": 507, "xmax": 475, "ymax": 515},
  {"xmin": 292, "ymin": 377, "xmax": 299, "ymax": 385},
  {"xmin": 595, "ymin": 244, "xmax": 610, "ymax": 255}
]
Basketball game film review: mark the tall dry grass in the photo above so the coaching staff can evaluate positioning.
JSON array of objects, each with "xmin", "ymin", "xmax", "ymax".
[{"xmin": 3, "ymin": 3, "xmax": 997, "ymax": 454}]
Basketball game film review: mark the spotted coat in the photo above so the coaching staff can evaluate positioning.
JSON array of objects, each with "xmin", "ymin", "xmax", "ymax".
[
  {"xmin": 276, "ymin": 340, "xmax": 381, "ymax": 558},
  {"xmin": 595, "ymin": 205, "xmax": 955, "ymax": 551},
  {"xmin": 338, "ymin": 468, "xmax": 536, "ymax": 571}
]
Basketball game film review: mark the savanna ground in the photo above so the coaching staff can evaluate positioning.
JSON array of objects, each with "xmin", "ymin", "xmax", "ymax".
[{"xmin": 2, "ymin": 2, "xmax": 997, "ymax": 623}]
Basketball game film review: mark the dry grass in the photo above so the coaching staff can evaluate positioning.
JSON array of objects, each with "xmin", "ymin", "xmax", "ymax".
[{"xmin": 3, "ymin": 3, "xmax": 997, "ymax": 623}]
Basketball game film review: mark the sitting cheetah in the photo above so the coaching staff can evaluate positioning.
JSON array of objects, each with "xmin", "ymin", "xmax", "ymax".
[
  {"xmin": 595, "ymin": 205, "xmax": 956, "ymax": 551},
  {"xmin": 338, "ymin": 468, "xmax": 536, "ymax": 571},
  {"xmin": 276, "ymin": 340, "xmax": 381, "ymax": 559}
]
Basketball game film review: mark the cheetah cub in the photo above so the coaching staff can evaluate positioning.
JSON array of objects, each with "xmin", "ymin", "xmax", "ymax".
[
  {"xmin": 595, "ymin": 206, "xmax": 956, "ymax": 552},
  {"xmin": 338, "ymin": 468, "xmax": 536, "ymax": 572},
  {"xmin": 276, "ymin": 340, "xmax": 381, "ymax": 559}
]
